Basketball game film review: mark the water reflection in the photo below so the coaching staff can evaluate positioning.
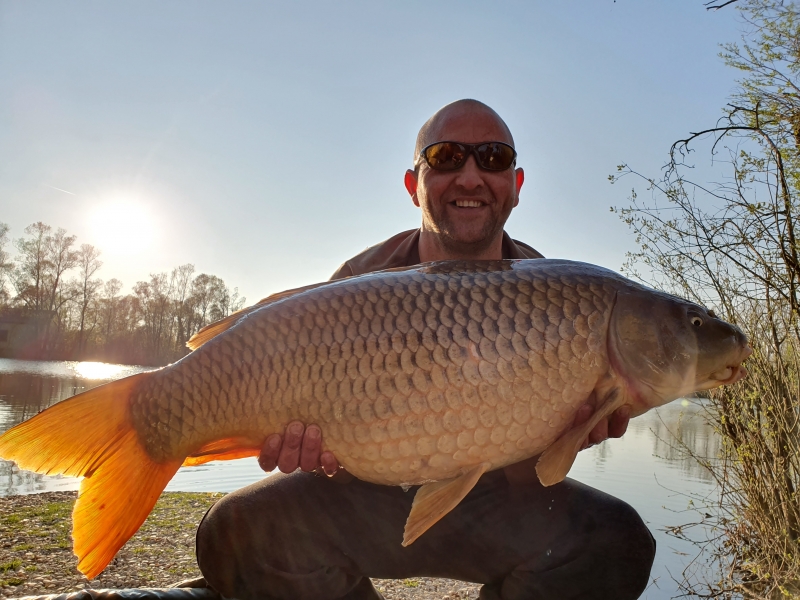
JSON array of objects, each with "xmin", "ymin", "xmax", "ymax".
[
  {"xmin": 0, "ymin": 358, "xmax": 152, "ymax": 495},
  {"xmin": 572, "ymin": 401, "xmax": 720, "ymax": 599},
  {"xmin": 584, "ymin": 399, "xmax": 720, "ymax": 484}
]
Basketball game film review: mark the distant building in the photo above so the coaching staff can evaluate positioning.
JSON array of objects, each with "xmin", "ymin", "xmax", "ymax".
[{"xmin": 0, "ymin": 309, "xmax": 54, "ymax": 359}]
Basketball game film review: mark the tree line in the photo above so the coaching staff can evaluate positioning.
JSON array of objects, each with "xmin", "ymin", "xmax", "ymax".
[{"xmin": 0, "ymin": 221, "xmax": 245, "ymax": 366}]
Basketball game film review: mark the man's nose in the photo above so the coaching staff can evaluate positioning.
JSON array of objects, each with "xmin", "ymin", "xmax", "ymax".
[{"xmin": 453, "ymin": 154, "xmax": 484, "ymax": 189}]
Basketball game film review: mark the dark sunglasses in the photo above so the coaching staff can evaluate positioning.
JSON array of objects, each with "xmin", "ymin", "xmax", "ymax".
[{"xmin": 416, "ymin": 141, "xmax": 517, "ymax": 172}]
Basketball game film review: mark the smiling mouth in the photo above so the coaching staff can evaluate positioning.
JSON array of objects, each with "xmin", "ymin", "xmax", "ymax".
[{"xmin": 452, "ymin": 199, "xmax": 486, "ymax": 208}]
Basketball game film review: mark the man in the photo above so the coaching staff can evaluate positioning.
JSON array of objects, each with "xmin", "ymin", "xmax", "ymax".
[{"xmin": 196, "ymin": 100, "xmax": 656, "ymax": 600}]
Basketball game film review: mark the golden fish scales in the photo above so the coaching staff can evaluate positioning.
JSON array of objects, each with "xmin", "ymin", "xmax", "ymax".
[
  {"xmin": 0, "ymin": 258, "xmax": 749, "ymax": 578},
  {"xmin": 131, "ymin": 259, "xmax": 613, "ymax": 484}
]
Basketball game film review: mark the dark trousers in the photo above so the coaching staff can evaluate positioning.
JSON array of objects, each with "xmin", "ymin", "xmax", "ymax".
[{"xmin": 196, "ymin": 470, "xmax": 655, "ymax": 600}]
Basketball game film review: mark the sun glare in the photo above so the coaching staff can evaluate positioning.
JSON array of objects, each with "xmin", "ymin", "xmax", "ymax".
[
  {"xmin": 72, "ymin": 361, "xmax": 130, "ymax": 380},
  {"xmin": 88, "ymin": 200, "xmax": 157, "ymax": 255}
]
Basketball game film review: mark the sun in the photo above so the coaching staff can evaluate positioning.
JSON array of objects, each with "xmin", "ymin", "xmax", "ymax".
[{"xmin": 88, "ymin": 200, "xmax": 157, "ymax": 255}]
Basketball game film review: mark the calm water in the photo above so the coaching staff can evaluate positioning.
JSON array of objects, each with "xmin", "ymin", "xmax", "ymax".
[{"xmin": 0, "ymin": 358, "xmax": 721, "ymax": 599}]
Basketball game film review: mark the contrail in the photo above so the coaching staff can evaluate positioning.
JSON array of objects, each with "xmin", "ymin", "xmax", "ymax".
[{"xmin": 42, "ymin": 184, "xmax": 76, "ymax": 196}]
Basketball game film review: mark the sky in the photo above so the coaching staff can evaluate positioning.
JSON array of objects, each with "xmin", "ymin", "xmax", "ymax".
[{"xmin": 0, "ymin": 1, "xmax": 746, "ymax": 305}]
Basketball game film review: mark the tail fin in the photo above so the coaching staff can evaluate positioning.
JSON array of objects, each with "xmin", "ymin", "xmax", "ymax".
[{"xmin": 0, "ymin": 373, "xmax": 182, "ymax": 579}]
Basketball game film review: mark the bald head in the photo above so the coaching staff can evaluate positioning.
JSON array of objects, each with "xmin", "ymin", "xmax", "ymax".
[
  {"xmin": 404, "ymin": 99, "xmax": 524, "ymax": 263},
  {"xmin": 414, "ymin": 99, "xmax": 515, "ymax": 160}
]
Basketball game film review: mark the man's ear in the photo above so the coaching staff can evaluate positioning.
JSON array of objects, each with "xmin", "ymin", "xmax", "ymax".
[
  {"xmin": 405, "ymin": 170, "xmax": 420, "ymax": 207},
  {"xmin": 514, "ymin": 168, "xmax": 524, "ymax": 207}
]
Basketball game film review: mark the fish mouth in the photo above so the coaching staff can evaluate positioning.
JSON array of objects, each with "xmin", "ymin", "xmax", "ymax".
[
  {"xmin": 702, "ymin": 344, "xmax": 752, "ymax": 387},
  {"xmin": 708, "ymin": 364, "xmax": 748, "ymax": 384}
]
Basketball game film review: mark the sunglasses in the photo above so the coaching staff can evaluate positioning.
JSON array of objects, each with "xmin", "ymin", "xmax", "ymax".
[{"xmin": 416, "ymin": 141, "xmax": 517, "ymax": 172}]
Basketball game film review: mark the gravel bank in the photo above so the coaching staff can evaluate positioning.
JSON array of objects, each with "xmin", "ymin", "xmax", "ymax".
[{"xmin": 0, "ymin": 492, "xmax": 479, "ymax": 600}]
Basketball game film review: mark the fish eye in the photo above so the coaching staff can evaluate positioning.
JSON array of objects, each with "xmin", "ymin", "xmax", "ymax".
[{"xmin": 691, "ymin": 316, "xmax": 703, "ymax": 327}]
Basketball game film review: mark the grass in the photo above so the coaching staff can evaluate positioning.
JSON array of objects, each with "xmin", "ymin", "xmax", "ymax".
[
  {"xmin": 0, "ymin": 559, "xmax": 24, "ymax": 588},
  {"xmin": 0, "ymin": 559, "xmax": 22, "ymax": 574},
  {"xmin": 0, "ymin": 491, "xmax": 223, "ymax": 595}
]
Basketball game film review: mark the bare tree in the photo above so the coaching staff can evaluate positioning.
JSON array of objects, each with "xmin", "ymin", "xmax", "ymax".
[
  {"xmin": 134, "ymin": 273, "xmax": 176, "ymax": 363},
  {"xmin": 705, "ymin": 0, "xmax": 740, "ymax": 9},
  {"xmin": 74, "ymin": 244, "xmax": 103, "ymax": 357},
  {"xmin": 170, "ymin": 263, "xmax": 196, "ymax": 352},
  {"xmin": 99, "ymin": 278, "xmax": 123, "ymax": 349},
  {"xmin": 612, "ymin": 1, "xmax": 800, "ymax": 594},
  {"xmin": 13, "ymin": 222, "xmax": 52, "ymax": 312},
  {"xmin": 0, "ymin": 223, "xmax": 12, "ymax": 306}
]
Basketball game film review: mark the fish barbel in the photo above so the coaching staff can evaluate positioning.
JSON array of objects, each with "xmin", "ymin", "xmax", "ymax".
[{"xmin": 0, "ymin": 259, "xmax": 750, "ymax": 578}]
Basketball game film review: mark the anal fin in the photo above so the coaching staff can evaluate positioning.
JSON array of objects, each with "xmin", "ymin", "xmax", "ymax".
[
  {"xmin": 402, "ymin": 462, "xmax": 490, "ymax": 546},
  {"xmin": 536, "ymin": 390, "xmax": 626, "ymax": 487},
  {"xmin": 182, "ymin": 437, "xmax": 263, "ymax": 466}
]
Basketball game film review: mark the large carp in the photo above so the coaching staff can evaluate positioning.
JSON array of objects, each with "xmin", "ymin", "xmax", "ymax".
[{"xmin": 0, "ymin": 259, "xmax": 749, "ymax": 578}]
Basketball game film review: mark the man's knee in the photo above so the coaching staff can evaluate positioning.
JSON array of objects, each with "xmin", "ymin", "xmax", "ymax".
[
  {"xmin": 604, "ymin": 499, "xmax": 656, "ymax": 593},
  {"xmin": 495, "ymin": 497, "xmax": 655, "ymax": 600},
  {"xmin": 577, "ymin": 499, "xmax": 655, "ymax": 599},
  {"xmin": 195, "ymin": 483, "xmax": 365, "ymax": 600},
  {"xmin": 196, "ymin": 493, "xmax": 245, "ymax": 596}
]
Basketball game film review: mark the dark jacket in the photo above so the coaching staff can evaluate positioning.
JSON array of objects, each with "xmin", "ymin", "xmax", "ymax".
[{"xmin": 330, "ymin": 229, "xmax": 543, "ymax": 280}]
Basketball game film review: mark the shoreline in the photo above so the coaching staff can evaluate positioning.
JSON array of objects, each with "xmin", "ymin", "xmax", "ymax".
[{"xmin": 0, "ymin": 492, "xmax": 480, "ymax": 600}]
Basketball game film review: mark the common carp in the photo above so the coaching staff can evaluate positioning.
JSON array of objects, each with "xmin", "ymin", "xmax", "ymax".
[{"xmin": 0, "ymin": 259, "xmax": 750, "ymax": 578}]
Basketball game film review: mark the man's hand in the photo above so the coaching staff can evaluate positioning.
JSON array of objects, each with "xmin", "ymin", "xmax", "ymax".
[
  {"xmin": 258, "ymin": 421, "xmax": 340, "ymax": 476},
  {"xmin": 573, "ymin": 400, "xmax": 631, "ymax": 450}
]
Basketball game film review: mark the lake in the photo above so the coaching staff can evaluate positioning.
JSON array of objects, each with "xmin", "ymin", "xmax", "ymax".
[{"xmin": 0, "ymin": 358, "xmax": 721, "ymax": 599}]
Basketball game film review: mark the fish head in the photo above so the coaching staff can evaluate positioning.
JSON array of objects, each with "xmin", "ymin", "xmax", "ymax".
[{"xmin": 608, "ymin": 286, "xmax": 751, "ymax": 411}]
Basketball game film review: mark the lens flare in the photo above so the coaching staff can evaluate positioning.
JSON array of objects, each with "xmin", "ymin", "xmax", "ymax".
[{"xmin": 88, "ymin": 200, "xmax": 156, "ymax": 255}]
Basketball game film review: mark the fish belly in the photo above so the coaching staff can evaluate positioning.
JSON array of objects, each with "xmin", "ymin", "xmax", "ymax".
[{"xmin": 129, "ymin": 260, "xmax": 617, "ymax": 484}]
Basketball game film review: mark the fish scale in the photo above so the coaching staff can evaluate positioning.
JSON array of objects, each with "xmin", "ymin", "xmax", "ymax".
[
  {"xmin": 0, "ymin": 258, "xmax": 751, "ymax": 578},
  {"xmin": 128, "ymin": 260, "xmax": 615, "ymax": 483}
]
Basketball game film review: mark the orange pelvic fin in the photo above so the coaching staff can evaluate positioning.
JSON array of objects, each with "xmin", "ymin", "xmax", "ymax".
[
  {"xmin": 402, "ymin": 462, "xmax": 490, "ymax": 546},
  {"xmin": 0, "ymin": 373, "xmax": 181, "ymax": 579},
  {"xmin": 182, "ymin": 437, "xmax": 263, "ymax": 466},
  {"xmin": 536, "ymin": 390, "xmax": 625, "ymax": 487}
]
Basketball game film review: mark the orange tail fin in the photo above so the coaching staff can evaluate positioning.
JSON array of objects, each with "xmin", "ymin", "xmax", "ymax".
[{"xmin": 0, "ymin": 373, "xmax": 182, "ymax": 579}]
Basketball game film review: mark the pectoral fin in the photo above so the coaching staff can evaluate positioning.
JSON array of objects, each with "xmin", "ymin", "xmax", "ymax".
[
  {"xmin": 402, "ymin": 462, "xmax": 490, "ymax": 546},
  {"xmin": 536, "ymin": 391, "xmax": 626, "ymax": 487}
]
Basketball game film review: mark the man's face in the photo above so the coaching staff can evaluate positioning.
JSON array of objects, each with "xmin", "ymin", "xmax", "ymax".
[{"xmin": 406, "ymin": 106, "xmax": 523, "ymax": 255}]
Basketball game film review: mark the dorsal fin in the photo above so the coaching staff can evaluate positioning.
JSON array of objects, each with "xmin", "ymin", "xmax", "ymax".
[
  {"xmin": 186, "ymin": 281, "xmax": 331, "ymax": 350},
  {"xmin": 186, "ymin": 264, "xmax": 440, "ymax": 351}
]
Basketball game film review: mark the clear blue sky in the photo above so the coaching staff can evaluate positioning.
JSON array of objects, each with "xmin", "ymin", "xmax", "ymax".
[{"xmin": 0, "ymin": 2, "xmax": 744, "ymax": 304}]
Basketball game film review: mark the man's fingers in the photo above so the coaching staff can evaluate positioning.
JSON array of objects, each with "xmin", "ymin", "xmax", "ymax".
[
  {"xmin": 277, "ymin": 421, "xmax": 305, "ymax": 473},
  {"xmin": 258, "ymin": 434, "xmax": 282, "ymax": 472},
  {"xmin": 299, "ymin": 425, "xmax": 322, "ymax": 472},
  {"xmin": 588, "ymin": 418, "xmax": 609, "ymax": 446},
  {"xmin": 574, "ymin": 403, "xmax": 595, "ymax": 451},
  {"xmin": 609, "ymin": 406, "xmax": 631, "ymax": 438},
  {"xmin": 320, "ymin": 451, "xmax": 340, "ymax": 476},
  {"xmin": 573, "ymin": 403, "xmax": 593, "ymax": 427}
]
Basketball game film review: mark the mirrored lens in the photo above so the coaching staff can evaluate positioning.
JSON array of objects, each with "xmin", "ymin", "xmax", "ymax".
[
  {"xmin": 421, "ymin": 142, "xmax": 516, "ymax": 171},
  {"xmin": 476, "ymin": 143, "xmax": 516, "ymax": 171},
  {"xmin": 424, "ymin": 142, "xmax": 467, "ymax": 171}
]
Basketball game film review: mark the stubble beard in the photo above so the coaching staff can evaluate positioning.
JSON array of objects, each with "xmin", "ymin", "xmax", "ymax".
[{"xmin": 424, "ymin": 201, "xmax": 510, "ymax": 258}]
